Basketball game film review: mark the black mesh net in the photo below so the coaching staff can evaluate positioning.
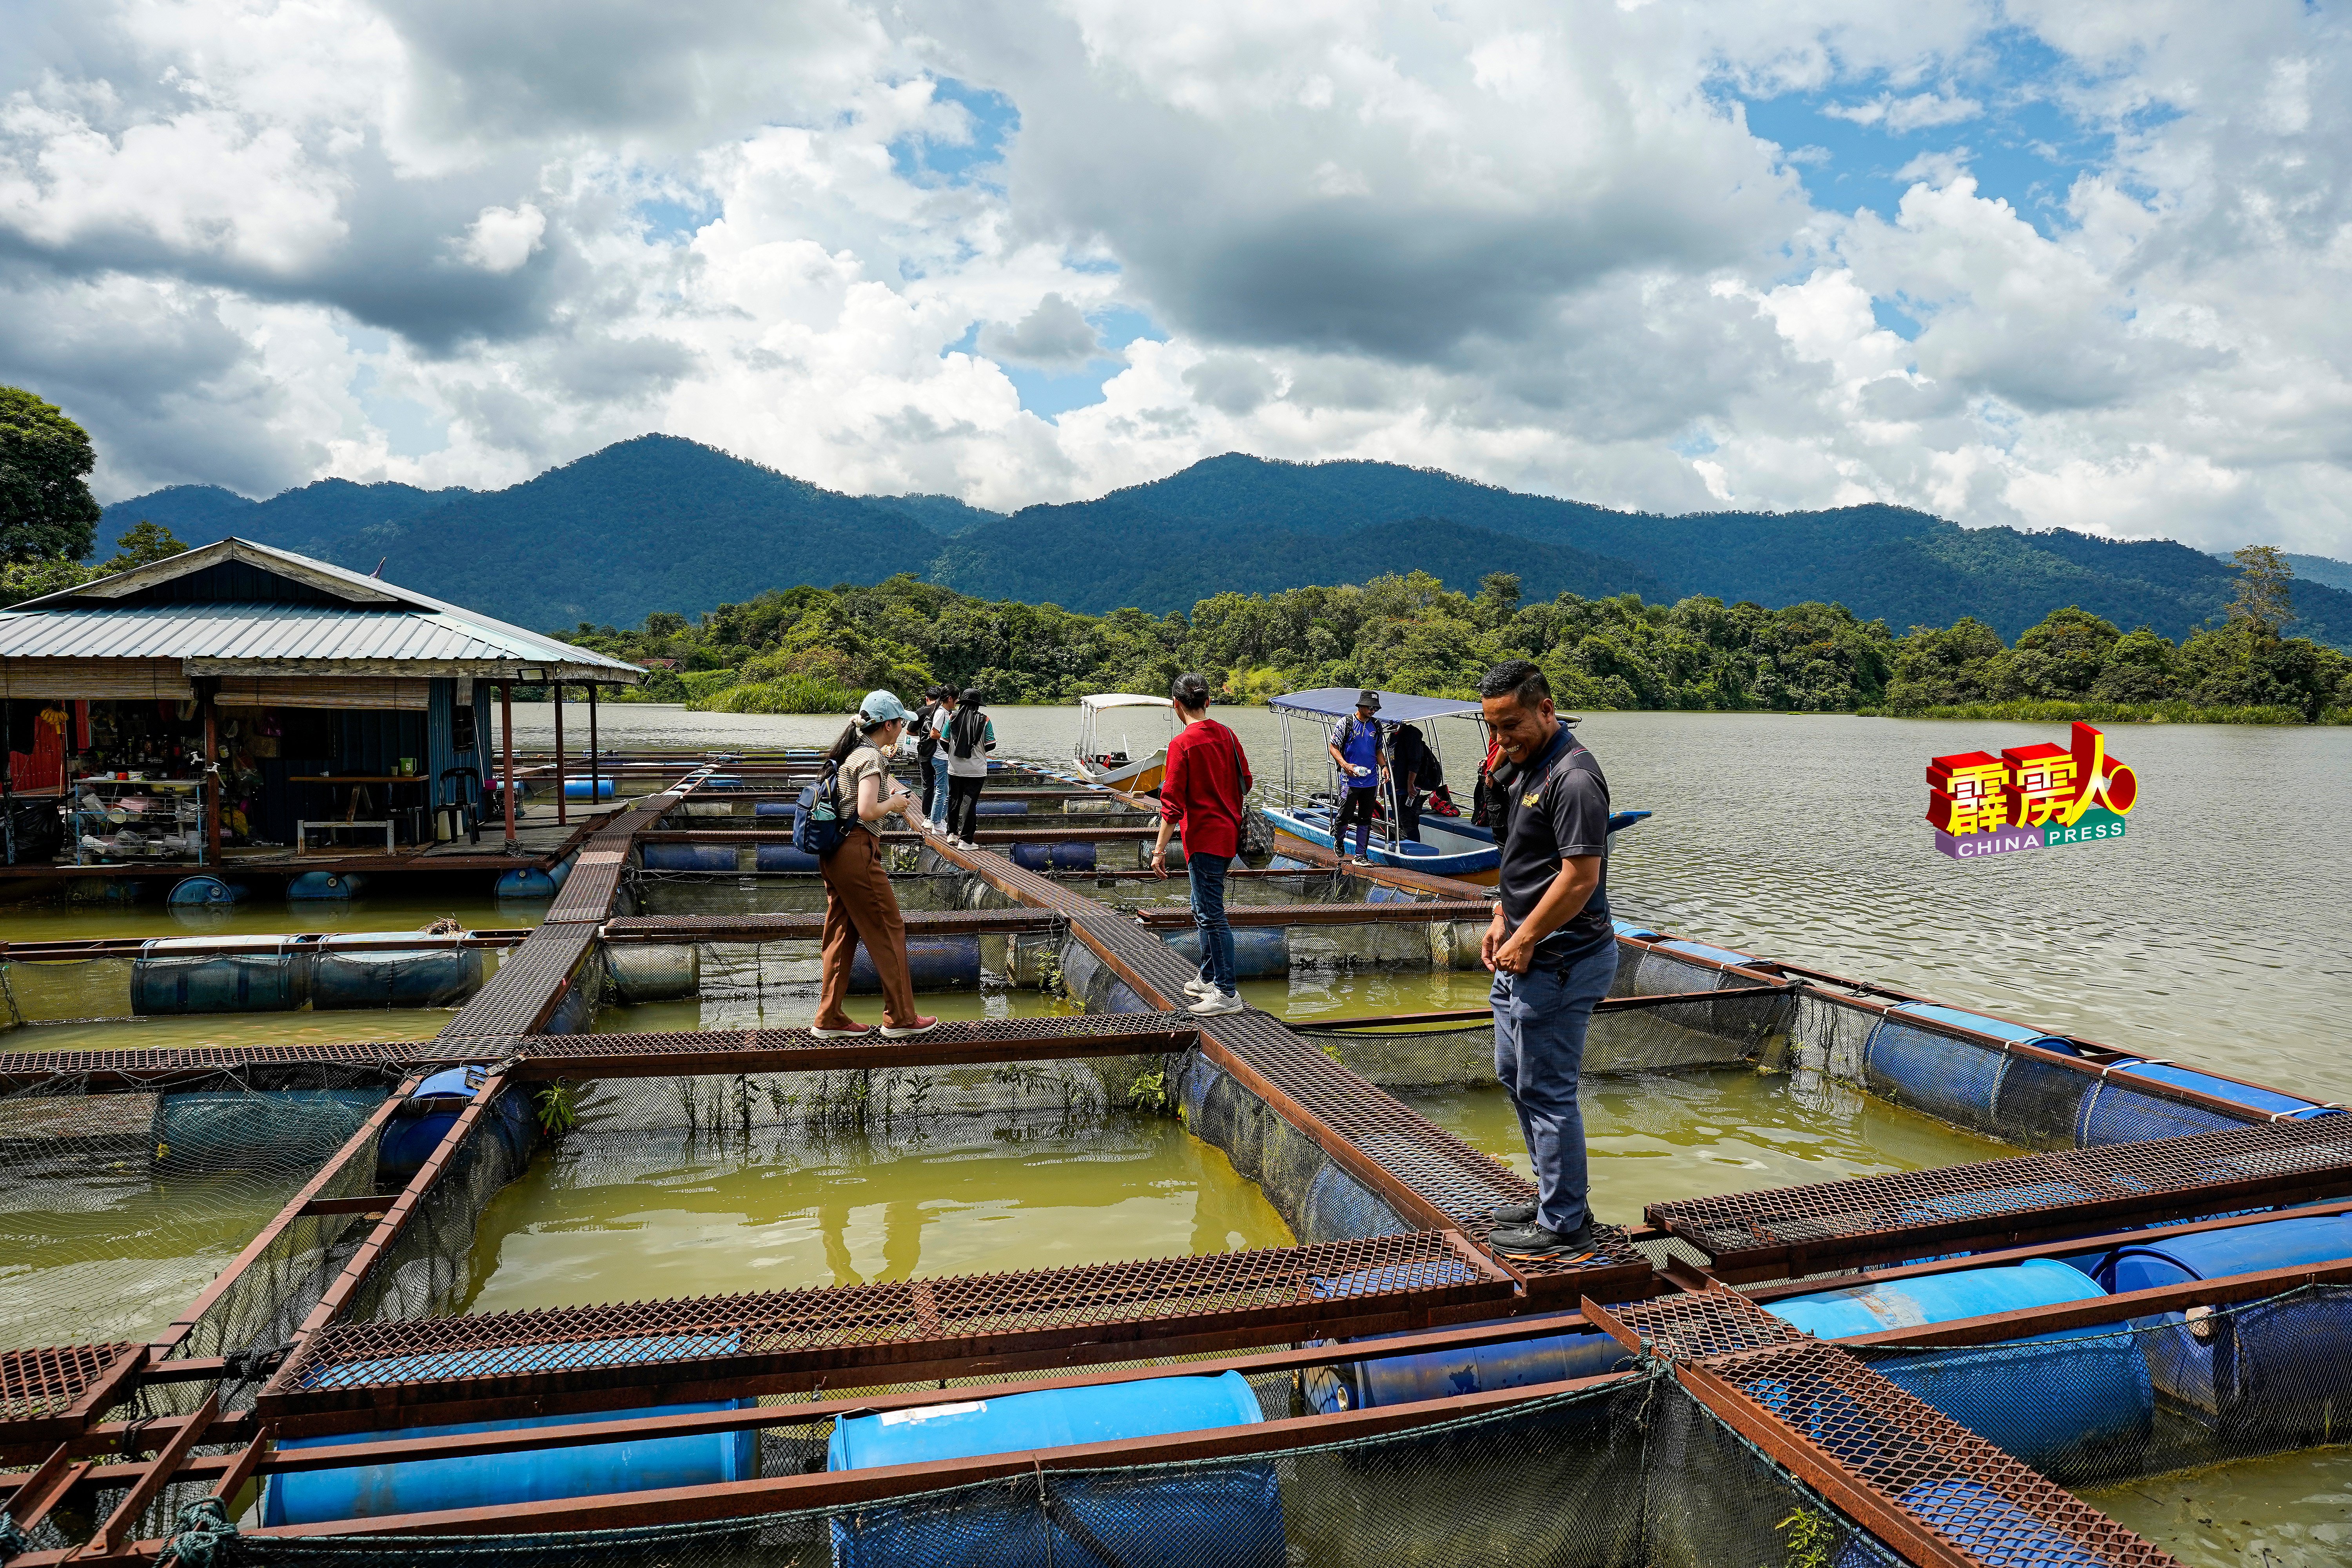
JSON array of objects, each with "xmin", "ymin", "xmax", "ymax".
[{"xmin": 195, "ymin": 1374, "xmax": 1906, "ymax": 1568}]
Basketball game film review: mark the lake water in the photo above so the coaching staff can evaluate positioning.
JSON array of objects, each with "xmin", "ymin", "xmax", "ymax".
[{"xmin": 511, "ymin": 702, "xmax": 2352, "ymax": 1103}]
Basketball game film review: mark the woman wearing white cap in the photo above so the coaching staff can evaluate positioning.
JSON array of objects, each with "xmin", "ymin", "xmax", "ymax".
[{"xmin": 811, "ymin": 690, "xmax": 937, "ymax": 1039}]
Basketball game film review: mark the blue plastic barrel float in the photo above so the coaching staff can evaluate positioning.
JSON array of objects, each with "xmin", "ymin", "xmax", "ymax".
[
  {"xmin": 1860, "ymin": 1002, "xmax": 2079, "ymax": 1134},
  {"xmin": 263, "ymin": 1397, "xmax": 753, "ymax": 1524},
  {"xmin": 641, "ymin": 842, "xmax": 739, "ymax": 872},
  {"xmin": 131, "ymin": 935, "xmax": 309, "ymax": 1015},
  {"xmin": 561, "ymin": 777, "xmax": 618, "ymax": 800},
  {"xmin": 1766, "ymin": 1259, "xmax": 2151, "ymax": 1473},
  {"xmin": 753, "ymin": 842, "xmax": 822, "ymax": 873},
  {"xmin": 152, "ymin": 1087, "xmax": 383, "ymax": 1174},
  {"xmin": 1159, "ymin": 927, "xmax": 1289, "ymax": 978},
  {"xmin": 166, "ymin": 875, "xmax": 247, "ymax": 908},
  {"xmin": 1012, "ymin": 842, "xmax": 1096, "ymax": 871},
  {"xmin": 753, "ymin": 800, "xmax": 799, "ymax": 818},
  {"xmin": 376, "ymin": 1064, "xmax": 535, "ymax": 1182},
  {"xmin": 1303, "ymin": 1316, "xmax": 1627, "ymax": 1413},
  {"xmin": 2075, "ymin": 1060, "xmax": 2334, "ymax": 1147},
  {"xmin": 828, "ymin": 1372, "xmax": 1285, "ymax": 1568},
  {"xmin": 310, "ymin": 931, "xmax": 486, "ymax": 1010},
  {"xmin": 493, "ymin": 860, "xmax": 568, "ymax": 900},
  {"xmin": 975, "ymin": 798, "xmax": 1029, "ymax": 815},
  {"xmin": 2090, "ymin": 1213, "xmax": 2352, "ymax": 1437},
  {"xmin": 287, "ymin": 870, "xmax": 366, "ymax": 902},
  {"xmin": 850, "ymin": 936, "xmax": 981, "ymax": 993}
]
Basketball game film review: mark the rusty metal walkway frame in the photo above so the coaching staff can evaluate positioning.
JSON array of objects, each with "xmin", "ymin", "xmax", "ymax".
[{"xmin": 0, "ymin": 764, "xmax": 2339, "ymax": 1565}]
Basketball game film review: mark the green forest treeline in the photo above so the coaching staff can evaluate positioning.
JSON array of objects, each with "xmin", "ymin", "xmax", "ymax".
[{"xmin": 556, "ymin": 552, "xmax": 2352, "ymax": 725}]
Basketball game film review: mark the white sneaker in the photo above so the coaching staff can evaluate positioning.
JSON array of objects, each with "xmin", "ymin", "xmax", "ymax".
[
  {"xmin": 1182, "ymin": 977, "xmax": 1216, "ymax": 999},
  {"xmin": 1187, "ymin": 991, "xmax": 1246, "ymax": 1016}
]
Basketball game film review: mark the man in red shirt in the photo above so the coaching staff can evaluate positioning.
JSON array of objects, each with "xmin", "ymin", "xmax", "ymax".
[{"xmin": 1150, "ymin": 672, "xmax": 1255, "ymax": 1016}]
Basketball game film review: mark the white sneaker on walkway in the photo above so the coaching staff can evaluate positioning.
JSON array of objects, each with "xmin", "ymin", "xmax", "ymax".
[
  {"xmin": 1187, "ymin": 991, "xmax": 1246, "ymax": 1017},
  {"xmin": 1181, "ymin": 977, "xmax": 1216, "ymax": 999}
]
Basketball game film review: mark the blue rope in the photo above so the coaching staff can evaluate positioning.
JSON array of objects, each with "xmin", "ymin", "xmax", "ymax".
[
  {"xmin": 156, "ymin": 1497, "xmax": 239, "ymax": 1568},
  {"xmin": 0, "ymin": 1511, "xmax": 34, "ymax": 1564}
]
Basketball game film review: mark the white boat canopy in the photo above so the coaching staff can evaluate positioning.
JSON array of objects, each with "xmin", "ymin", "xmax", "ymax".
[{"xmin": 1078, "ymin": 693, "xmax": 1173, "ymax": 710}]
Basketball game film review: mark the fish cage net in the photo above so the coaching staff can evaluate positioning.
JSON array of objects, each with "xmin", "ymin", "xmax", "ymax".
[
  {"xmin": 1291, "ymin": 989, "xmax": 1795, "ymax": 1091},
  {"xmin": 1847, "ymin": 1282, "xmax": 2352, "ymax": 1494},
  {"xmin": 156, "ymin": 1373, "xmax": 1920, "ymax": 1568},
  {"xmin": 0, "ymin": 1069, "xmax": 403, "ymax": 1362},
  {"xmin": 0, "ymin": 948, "xmax": 503, "ymax": 1025}
]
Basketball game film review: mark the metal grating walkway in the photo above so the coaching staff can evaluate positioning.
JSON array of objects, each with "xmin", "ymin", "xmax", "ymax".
[
  {"xmin": 259, "ymin": 1231, "xmax": 1514, "ymax": 1420},
  {"xmin": 1649, "ymin": 1114, "xmax": 2352, "ymax": 1276},
  {"xmin": 1, "ymin": 1342, "xmax": 134, "ymax": 1421}
]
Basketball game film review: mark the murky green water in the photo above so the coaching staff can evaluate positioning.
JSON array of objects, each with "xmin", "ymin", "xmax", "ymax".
[
  {"xmin": 2082, "ymin": 1448, "xmax": 2352, "ymax": 1566},
  {"xmin": 457, "ymin": 1115, "xmax": 1291, "ymax": 1314},
  {"xmin": 7, "ymin": 1010, "xmax": 461, "ymax": 1051},
  {"xmin": 0, "ymin": 893, "xmax": 534, "ymax": 943}
]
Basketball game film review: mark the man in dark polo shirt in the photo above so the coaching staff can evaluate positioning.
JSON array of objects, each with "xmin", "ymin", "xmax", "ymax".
[{"xmin": 1477, "ymin": 659, "xmax": 1617, "ymax": 1263}]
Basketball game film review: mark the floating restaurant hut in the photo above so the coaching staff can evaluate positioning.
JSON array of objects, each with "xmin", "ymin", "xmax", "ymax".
[{"xmin": 0, "ymin": 539, "xmax": 640, "ymax": 885}]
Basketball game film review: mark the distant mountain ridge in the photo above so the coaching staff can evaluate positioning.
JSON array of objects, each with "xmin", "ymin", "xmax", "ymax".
[{"xmin": 98, "ymin": 437, "xmax": 2352, "ymax": 650}]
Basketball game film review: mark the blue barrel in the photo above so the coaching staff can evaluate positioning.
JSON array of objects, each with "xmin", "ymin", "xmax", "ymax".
[
  {"xmin": 495, "ymin": 867, "xmax": 558, "ymax": 900},
  {"xmin": 753, "ymin": 800, "xmax": 799, "ymax": 818},
  {"xmin": 311, "ymin": 933, "xmax": 486, "ymax": 1010},
  {"xmin": 1769, "ymin": 1260, "xmax": 2151, "ymax": 1471},
  {"xmin": 1303, "ymin": 1318, "xmax": 1625, "ymax": 1412},
  {"xmin": 1860, "ymin": 1002, "xmax": 2075, "ymax": 1132},
  {"xmin": 262, "ymin": 1399, "xmax": 753, "ymax": 1525},
  {"xmin": 288, "ymin": 870, "xmax": 365, "ymax": 902},
  {"xmin": 829, "ymin": 1373, "xmax": 1283, "ymax": 1568},
  {"xmin": 376, "ymin": 1065, "xmax": 534, "ymax": 1182},
  {"xmin": 561, "ymin": 777, "xmax": 618, "ymax": 800},
  {"xmin": 167, "ymin": 876, "xmax": 246, "ymax": 907},
  {"xmin": 2081, "ymin": 1061, "xmax": 2330, "ymax": 1136},
  {"xmin": 975, "ymin": 798, "xmax": 1029, "ymax": 815},
  {"xmin": 1657, "ymin": 938, "xmax": 1754, "ymax": 968},
  {"xmin": 131, "ymin": 936, "xmax": 309, "ymax": 1014},
  {"xmin": 1011, "ymin": 842, "xmax": 1096, "ymax": 871},
  {"xmin": 152, "ymin": 1088, "xmax": 383, "ymax": 1174},
  {"xmin": 702, "ymin": 775, "xmax": 742, "ymax": 789},
  {"xmin": 851, "ymin": 936, "xmax": 980, "ymax": 993},
  {"xmin": 2092, "ymin": 1215, "xmax": 2352, "ymax": 1429},
  {"xmin": 641, "ymin": 843, "xmax": 739, "ymax": 872},
  {"xmin": 753, "ymin": 843, "xmax": 822, "ymax": 873},
  {"xmin": 1610, "ymin": 918, "xmax": 1661, "ymax": 940},
  {"xmin": 1160, "ymin": 927, "xmax": 1289, "ymax": 978}
]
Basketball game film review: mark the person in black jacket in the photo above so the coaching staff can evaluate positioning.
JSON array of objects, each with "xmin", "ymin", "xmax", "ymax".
[{"xmin": 912, "ymin": 684, "xmax": 951, "ymax": 826}]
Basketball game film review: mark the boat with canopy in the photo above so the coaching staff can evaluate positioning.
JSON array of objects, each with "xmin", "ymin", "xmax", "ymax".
[
  {"xmin": 1069, "ymin": 693, "xmax": 1178, "ymax": 793},
  {"xmin": 1261, "ymin": 686, "xmax": 1648, "ymax": 884}
]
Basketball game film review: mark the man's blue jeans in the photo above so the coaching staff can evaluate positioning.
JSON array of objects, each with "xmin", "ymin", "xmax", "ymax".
[
  {"xmin": 928, "ymin": 764, "xmax": 951, "ymax": 828},
  {"xmin": 1189, "ymin": 851, "xmax": 1237, "ymax": 996},
  {"xmin": 1491, "ymin": 940, "xmax": 1620, "ymax": 1235}
]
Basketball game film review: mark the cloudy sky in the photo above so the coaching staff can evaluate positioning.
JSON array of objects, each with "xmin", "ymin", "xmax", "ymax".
[{"xmin": 3, "ymin": 1, "xmax": 2347, "ymax": 555}]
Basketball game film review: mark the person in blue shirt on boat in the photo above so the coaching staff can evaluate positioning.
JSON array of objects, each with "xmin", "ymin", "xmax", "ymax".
[
  {"xmin": 1327, "ymin": 690, "xmax": 1385, "ymax": 860},
  {"xmin": 1477, "ymin": 658, "xmax": 1615, "ymax": 1266}
]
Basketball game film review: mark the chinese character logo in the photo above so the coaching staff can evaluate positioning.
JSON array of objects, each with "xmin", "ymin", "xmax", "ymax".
[{"xmin": 1928, "ymin": 722, "xmax": 2138, "ymax": 861}]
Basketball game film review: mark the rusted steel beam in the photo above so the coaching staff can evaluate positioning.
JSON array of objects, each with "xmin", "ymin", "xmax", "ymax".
[
  {"xmin": 1130, "ymin": 901, "xmax": 1494, "ymax": 929},
  {"xmin": 1739, "ymin": 1195, "xmax": 2352, "ymax": 1303},
  {"xmin": 497, "ymin": 1025, "xmax": 1202, "ymax": 1080},
  {"xmin": 85, "ymin": 1388, "xmax": 217, "ymax": 1557},
  {"xmin": 598, "ymin": 909, "xmax": 1063, "ymax": 941},
  {"xmin": 263, "ymin": 1070, "xmax": 510, "ymax": 1368},
  {"xmin": 148, "ymin": 1077, "xmax": 421, "ymax": 1364},
  {"xmin": 230, "ymin": 1374, "xmax": 1632, "ymax": 1543},
  {"xmin": 1834, "ymin": 1255, "xmax": 2352, "ymax": 1349},
  {"xmin": 640, "ymin": 827, "xmax": 1163, "ymax": 844},
  {"xmin": 1291, "ymin": 985, "xmax": 1797, "ymax": 1033}
]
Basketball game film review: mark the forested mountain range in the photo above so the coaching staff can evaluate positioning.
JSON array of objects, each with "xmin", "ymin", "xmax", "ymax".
[{"xmin": 101, "ymin": 435, "xmax": 2352, "ymax": 649}]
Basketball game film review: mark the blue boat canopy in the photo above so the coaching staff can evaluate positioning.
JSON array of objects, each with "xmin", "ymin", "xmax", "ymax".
[{"xmin": 1271, "ymin": 688, "xmax": 1483, "ymax": 724}]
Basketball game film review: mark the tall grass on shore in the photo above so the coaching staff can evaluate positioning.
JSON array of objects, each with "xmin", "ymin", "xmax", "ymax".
[
  {"xmin": 1862, "ymin": 698, "xmax": 2343, "ymax": 725},
  {"xmin": 692, "ymin": 675, "xmax": 861, "ymax": 714}
]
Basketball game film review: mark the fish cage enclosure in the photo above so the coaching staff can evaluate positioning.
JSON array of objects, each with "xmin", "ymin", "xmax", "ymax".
[{"xmin": 1, "ymin": 763, "xmax": 2347, "ymax": 1568}]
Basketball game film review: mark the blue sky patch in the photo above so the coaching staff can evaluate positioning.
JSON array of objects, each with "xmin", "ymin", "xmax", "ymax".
[
  {"xmin": 890, "ymin": 78, "xmax": 1019, "ymax": 187},
  {"xmin": 1731, "ymin": 27, "xmax": 2152, "ymax": 240},
  {"xmin": 635, "ymin": 194, "xmax": 721, "ymax": 245},
  {"xmin": 951, "ymin": 303, "xmax": 1165, "ymax": 420}
]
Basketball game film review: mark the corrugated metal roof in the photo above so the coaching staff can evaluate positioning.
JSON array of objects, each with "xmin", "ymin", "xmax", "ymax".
[{"xmin": 0, "ymin": 539, "xmax": 642, "ymax": 679}]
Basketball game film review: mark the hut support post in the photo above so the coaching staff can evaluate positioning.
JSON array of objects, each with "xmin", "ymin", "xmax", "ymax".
[
  {"xmin": 553, "ymin": 683, "xmax": 567, "ymax": 826},
  {"xmin": 200, "ymin": 682, "xmax": 220, "ymax": 867},
  {"xmin": 588, "ymin": 684, "xmax": 601, "ymax": 808},
  {"xmin": 500, "ymin": 681, "xmax": 517, "ymax": 849}
]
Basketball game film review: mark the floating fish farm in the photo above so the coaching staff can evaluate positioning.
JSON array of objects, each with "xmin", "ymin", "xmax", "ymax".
[{"xmin": 2, "ymin": 755, "xmax": 2345, "ymax": 1567}]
